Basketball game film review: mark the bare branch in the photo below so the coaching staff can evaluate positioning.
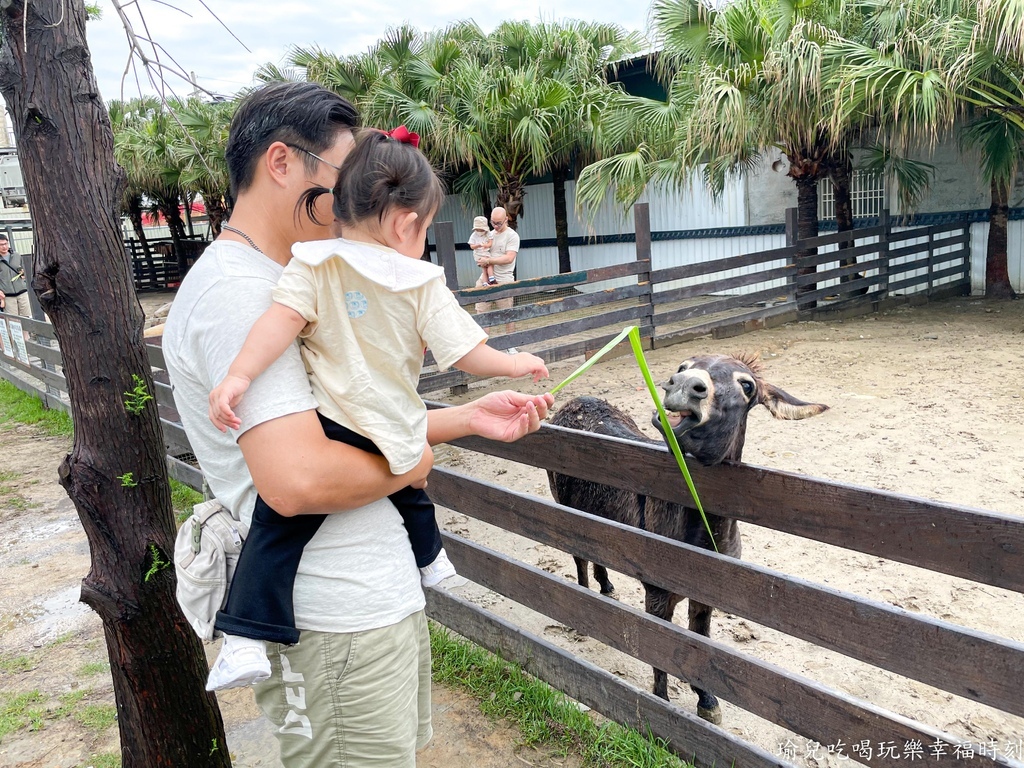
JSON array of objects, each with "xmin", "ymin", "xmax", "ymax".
[{"xmin": 193, "ymin": 0, "xmax": 252, "ymax": 53}]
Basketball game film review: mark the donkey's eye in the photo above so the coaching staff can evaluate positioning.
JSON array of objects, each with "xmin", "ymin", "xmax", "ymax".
[
  {"xmin": 739, "ymin": 379, "xmax": 755, "ymax": 397},
  {"xmin": 677, "ymin": 361, "xmax": 693, "ymax": 373}
]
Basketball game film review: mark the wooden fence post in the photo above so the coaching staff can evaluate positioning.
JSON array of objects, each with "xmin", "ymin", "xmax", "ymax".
[
  {"xmin": 434, "ymin": 221, "xmax": 460, "ymax": 292},
  {"xmin": 633, "ymin": 202, "xmax": 655, "ymax": 349},
  {"xmin": 926, "ymin": 222, "xmax": 935, "ymax": 297},
  {"xmin": 20, "ymin": 256, "xmax": 61, "ymax": 401},
  {"xmin": 433, "ymin": 221, "xmax": 469, "ymax": 394},
  {"xmin": 879, "ymin": 208, "xmax": 890, "ymax": 301}
]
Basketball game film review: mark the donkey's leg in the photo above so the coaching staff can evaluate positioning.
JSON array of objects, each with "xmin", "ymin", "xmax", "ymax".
[
  {"xmin": 688, "ymin": 600, "xmax": 721, "ymax": 724},
  {"xmin": 573, "ymin": 556, "xmax": 590, "ymax": 589},
  {"xmin": 593, "ymin": 564, "xmax": 615, "ymax": 596},
  {"xmin": 643, "ymin": 584, "xmax": 681, "ymax": 700}
]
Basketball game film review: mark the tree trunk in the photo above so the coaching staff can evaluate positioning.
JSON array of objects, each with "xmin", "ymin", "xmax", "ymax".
[
  {"xmin": 184, "ymin": 192, "xmax": 195, "ymax": 238},
  {"xmin": 158, "ymin": 196, "xmax": 189, "ymax": 280},
  {"xmin": 986, "ymin": 178, "xmax": 1017, "ymax": 299},
  {"xmin": 830, "ymin": 155, "xmax": 856, "ymax": 277},
  {"xmin": 794, "ymin": 175, "xmax": 820, "ymax": 308},
  {"xmin": 204, "ymin": 192, "xmax": 228, "ymax": 239},
  {"xmin": 496, "ymin": 176, "xmax": 525, "ymax": 230},
  {"xmin": 0, "ymin": 1, "xmax": 230, "ymax": 766},
  {"xmin": 552, "ymin": 165, "xmax": 572, "ymax": 273},
  {"xmin": 480, "ymin": 186, "xmax": 492, "ymax": 218},
  {"xmin": 126, "ymin": 196, "xmax": 158, "ymax": 289},
  {"xmin": 127, "ymin": 196, "xmax": 153, "ymax": 258}
]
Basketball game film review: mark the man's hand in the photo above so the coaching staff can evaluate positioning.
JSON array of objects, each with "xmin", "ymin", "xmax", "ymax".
[
  {"xmin": 466, "ymin": 390, "xmax": 554, "ymax": 443},
  {"xmin": 404, "ymin": 445, "xmax": 434, "ymax": 490}
]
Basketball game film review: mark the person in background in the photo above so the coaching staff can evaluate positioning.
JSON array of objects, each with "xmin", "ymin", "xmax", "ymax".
[{"xmin": 0, "ymin": 234, "xmax": 30, "ymax": 318}]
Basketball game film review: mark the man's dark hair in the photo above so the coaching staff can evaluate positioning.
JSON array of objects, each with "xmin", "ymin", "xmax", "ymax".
[
  {"xmin": 299, "ymin": 129, "xmax": 445, "ymax": 229},
  {"xmin": 0, "ymin": 233, "xmax": 8, "ymax": 241},
  {"xmin": 226, "ymin": 82, "xmax": 359, "ymax": 197}
]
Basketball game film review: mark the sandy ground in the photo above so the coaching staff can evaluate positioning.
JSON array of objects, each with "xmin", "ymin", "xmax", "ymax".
[
  {"xmin": 436, "ymin": 295, "xmax": 1024, "ymax": 767},
  {"xmin": 1, "ymin": 293, "xmax": 1022, "ymax": 766}
]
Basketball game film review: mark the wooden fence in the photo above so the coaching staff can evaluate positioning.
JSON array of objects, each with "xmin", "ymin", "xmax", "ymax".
[
  {"xmin": 424, "ymin": 204, "xmax": 970, "ymax": 392},
  {"xmin": 0, "ymin": 310, "xmax": 1020, "ymax": 768},
  {"xmin": 126, "ymin": 236, "xmax": 209, "ymax": 292}
]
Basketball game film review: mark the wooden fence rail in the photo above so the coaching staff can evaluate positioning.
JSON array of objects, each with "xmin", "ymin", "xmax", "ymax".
[{"xmin": 426, "ymin": 205, "xmax": 969, "ymax": 386}]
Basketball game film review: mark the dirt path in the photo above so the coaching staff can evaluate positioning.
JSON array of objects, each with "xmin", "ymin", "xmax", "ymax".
[{"xmin": 2, "ymin": 294, "xmax": 1022, "ymax": 767}]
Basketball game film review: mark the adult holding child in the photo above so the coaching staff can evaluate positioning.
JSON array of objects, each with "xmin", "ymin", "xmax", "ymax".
[
  {"xmin": 162, "ymin": 82, "xmax": 552, "ymax": 768},
  {"xmin": 474, "ymin": 206, "xmax": 520, "ymax": 338}
]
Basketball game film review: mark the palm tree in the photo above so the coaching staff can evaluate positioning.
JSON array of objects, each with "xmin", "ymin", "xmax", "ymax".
[
  {"xmin": 175, "ymin": 99, "xmax": 235, "ymax": 236},
  {"xmin": 828, "ymin": 0, "xmax": 1021, "ymax": 298},
  {"xmin": 109, "ymin": 97, "xmax": 161, "ymax": 256},
  {"xmin": 576, "ymin": 0, "xmax": 931, "ymax": 299},
  {"xmin": 260, "ymin": 20, "xmax": 639, "ymax": 272}
]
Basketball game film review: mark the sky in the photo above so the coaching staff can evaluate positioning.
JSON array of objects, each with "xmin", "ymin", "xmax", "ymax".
[{"xmin": 83, "ymin": 0, "xmax": 653, "ymax": 103}]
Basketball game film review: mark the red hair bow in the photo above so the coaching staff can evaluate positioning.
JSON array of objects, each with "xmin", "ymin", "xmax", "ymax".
[{"xmin": 385, "ymin": 125, "xmax": 420, "ymax": 148}]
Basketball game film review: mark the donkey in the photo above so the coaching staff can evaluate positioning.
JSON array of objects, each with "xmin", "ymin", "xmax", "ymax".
[{"xmin": 548, "ymin": 353, "xmax": 828, "ymax": 724}]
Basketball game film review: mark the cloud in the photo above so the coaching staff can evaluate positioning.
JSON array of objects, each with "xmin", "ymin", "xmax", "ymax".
[{"xmin": 84, "ymin": 0, "xmax": 649, "ymax": 102}]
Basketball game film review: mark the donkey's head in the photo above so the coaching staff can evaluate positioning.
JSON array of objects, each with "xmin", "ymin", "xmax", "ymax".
[{"xmin": 651, "ymin": 353, "xmax": 828, "ymax": 465}]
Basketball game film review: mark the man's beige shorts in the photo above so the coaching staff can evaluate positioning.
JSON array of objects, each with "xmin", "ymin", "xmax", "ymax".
[
  {"xmin": 7, "ymin": 293, "xmax": 30, "ymax": 318},
  {"xmin": 255, "ymin": 610, "xmax": 432, "ymax": 767},
  {"xmin": 474, "ymin": 274, "xmax": 514, "ymax": 315}
]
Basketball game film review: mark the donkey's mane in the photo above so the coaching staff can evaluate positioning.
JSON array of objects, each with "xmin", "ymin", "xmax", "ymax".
[{"xmin": 732, "ymin": 351, "xmax": 763, "ymax": 374}]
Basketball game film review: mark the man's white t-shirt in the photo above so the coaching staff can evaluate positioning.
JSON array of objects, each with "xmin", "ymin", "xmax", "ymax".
[
  {"xmin": 489, "ymin": 227, "xmax": 520, "ymax": 283},
  {"xmin": 162, "ymin": 240, "xmax": 424, "ymax": 634}
]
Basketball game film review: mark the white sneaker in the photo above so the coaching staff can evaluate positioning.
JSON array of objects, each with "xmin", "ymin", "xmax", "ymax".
[
  {"xmin": 206, "ymin": 635, "xmax": 271, "ymax": 691},
  {"xmin": 506, "ymin": 347, "xmax": 519, "ymax": 355},
  {"xmin": 420, "ymin": 548, "xmax": 468, "ymax": 589}
]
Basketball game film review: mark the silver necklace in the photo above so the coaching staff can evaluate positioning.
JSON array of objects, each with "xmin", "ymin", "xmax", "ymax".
[{"xmin": 222, "ymin": 224, "xmax": 264, "ymax": 255}]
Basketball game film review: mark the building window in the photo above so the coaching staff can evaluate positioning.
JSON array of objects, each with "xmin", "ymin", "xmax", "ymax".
[{"xmin": 818, "ymin": 171, "xmax": 885, "ymax": 221}]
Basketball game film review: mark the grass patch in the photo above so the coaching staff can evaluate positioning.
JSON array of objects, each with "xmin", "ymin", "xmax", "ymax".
[
  {"xmin": 47, "ymin": 631, "xmax": 76, "ymax": 649},
  {"xmin": 0, "ymin": 690, "xmax": 46, "ymax": 739},
  {"xmin": 0, "ymin": 381, "xmax": 73, "ymax": 437},
  {"xmin": 171, "ymin": 479, "xmax": 203, "ymax": 522},
  {"xmin": 82, "ymin": 754, "xmax": 121, "ymax": 768},
  {"xmin": 54, "ymin": 689, "xmax": 89, "ymax": 719},
  {"xmin": 0, "ymin": 655, "xmax": 34, "ymax": 674},
  {"xmin": 75, "ymin": 703, "xmax": 117, "ymax": 731},
  {"xmin": 0, "ymin": 381, "xmax": 203, "ymax": 520},
  {"xmin": 0, "ymin": 469, "xmax": 31, "ymax": 512},
  {"xmin": 429, "ymin": 625, "xmax": 690, "ymax": 768},
  {"xmin": 78, "ymin": 662, "xmax": 109, "ymax": 677}
]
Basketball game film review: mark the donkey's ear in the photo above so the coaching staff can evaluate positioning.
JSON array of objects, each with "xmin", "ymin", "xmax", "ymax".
[{"xmin": 760, "ymin": 383, "xmax": 829, "ymax": 421}]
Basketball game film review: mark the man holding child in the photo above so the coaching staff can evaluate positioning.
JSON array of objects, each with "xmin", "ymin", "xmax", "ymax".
[{"xmin": 163, "ymin": 82, "xmax": 551, "ymax": 767}]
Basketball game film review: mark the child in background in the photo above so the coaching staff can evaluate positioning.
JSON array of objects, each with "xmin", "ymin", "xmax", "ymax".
[
  {"xmin": 469, "ymin": 215, "xmax": 496, "ymax": 284},
  {"xmin": 204, "ymin": 127, "xmax": 549, "ymax": 691}
]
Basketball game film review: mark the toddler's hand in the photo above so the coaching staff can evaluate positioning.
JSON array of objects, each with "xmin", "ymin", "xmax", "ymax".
[
  {"xmin": 510, "ymin": 352, "xmax": 549, "ymax": 383},
  {"xmin": 208, "ymin": 374, "xmax": 252, "ymax": 432}
]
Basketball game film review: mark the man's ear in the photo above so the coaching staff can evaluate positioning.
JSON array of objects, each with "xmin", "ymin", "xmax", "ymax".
[{"xmin": 263, "ymin": 141, "xmax": 293, "ymax": 189}]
